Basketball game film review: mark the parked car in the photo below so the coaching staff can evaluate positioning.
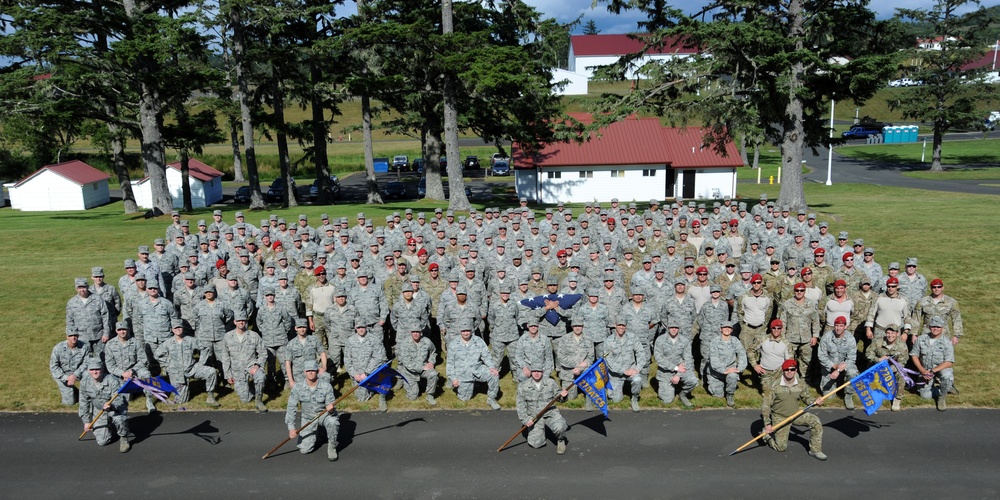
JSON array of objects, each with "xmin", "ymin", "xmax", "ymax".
[
  {"xmin": 490, "ymin": 160, "xmax": 510, "ymax": 176},
  {"xmin": 267, "ymin": 177, "xmax": 296, "ymax": 202},
  {"xmin": 392, "ymin": 155, "xmax": 409, "ymax": 171},
  {"xmin": 233, "ymin": 186, "xmax": 252, "ymax": 204},
  {"xmin": 841, "ymin": 125, "xmax": 883, "ymax": 139},
  {"xmin": 490, "ymin": 152, "xmax": 510, "ymax": 166},
  {"xmin": 418, "ymin": 177, "xmax": 471, "ymax": 198},
  {"xmin": 889, "ymin": 77, "xmax": 918, "ymax": 87},
  {"xmin": 382, "ymin": 181, "xmax": 407, "ymax": 199},
  {"xmin": 309, "ymin": 175, "xmax": 341, "ymax": 201},
  {"xmin": 413, "ymin": 158, "xmax": 425, "ymax": 174},
  {"xmin": 463, "ymin": 156, "xmax": 480, "ymax": 170}
]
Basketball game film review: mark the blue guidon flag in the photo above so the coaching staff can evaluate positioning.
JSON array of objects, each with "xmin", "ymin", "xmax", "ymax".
[
  {"xmin": 519, "ymin": 293, "xmax": 583, "ymax": 325},
  {"xmin": 120, "ymin": 376, "xmax": 178, "ymax": 403},
  {"xmin": 573, "ymin": 358, "xmax": 611, "ymax": 417},
  {"xmin": 359, "ymin": 362, "xmax": 407, "ymax": 395},
  {"xmin": 850, "ymin": 359, "xmax": 898, "ymax": 415}
]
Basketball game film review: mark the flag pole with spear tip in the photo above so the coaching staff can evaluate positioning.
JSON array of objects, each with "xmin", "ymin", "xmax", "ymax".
[
  {"xmin": 728, "ymin": 379, "xmax": 852, "ymax": 456},
  {"xmin": 497, "ymin": 383, "xmax": 571, "ymax": 453}
]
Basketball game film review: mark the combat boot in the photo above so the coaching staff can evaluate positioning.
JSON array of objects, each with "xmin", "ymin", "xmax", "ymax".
[
  {"xmin": 378, "ymin": 394, "xmax": 387, "ymax": 412},
  {"xmin": 426, "ymin": 394, "xmax": 437, "ymax": 406},
  {"xmin": 255, "ymin": 394, "xmax": 268, "ymax": 413},
  {"xmin": 205, "ymin": 393, "xmax": 221, "ymax": 408},
  {"xmin": 630, "ymin": 395, "xmax": 640, "ymax": 412},
  {"xmin": 119, "ymin": 438, "xmax": 131, "ymax": 453},
  {"xmin": 327, "ymin": 443, "xmax": 338, "ymax": 462},
  {"xmin": 487, "ymin": 397, "xmax": 501, "ymax": 410},
  {"xmin": 808, "ymin": 450, "xmax": 828, "ymax": 461},
  {"xmin": 891, "ymin": 398, "xmax": 901, "ymax": 412},
  {"xmin": 725, "ymin": 394, "xmax": 735, "ymax": 407},
  {"xmin": 556, "ymin": 439, "xmax": 567, "ymax": 455},
  {"xmin": 679, "ymin": 392, "xmax": 693, "ymax": 408},
  {"xmin": 844, "ymin": 394, "xmax": 855, "ymax": 411},
  {"xmin": 936, "ymin": 394, "xmax": 947, "ymax": 411},
  {"xmin": 584, "ymin": 397, "xmax": 593, "ymax": 412}
]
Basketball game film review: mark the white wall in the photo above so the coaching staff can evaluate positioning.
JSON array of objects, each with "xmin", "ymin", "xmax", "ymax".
[
  {"xmin": 551, "ymin": 68, "xmax": 588, "ymax": 96},
  {"xmin": 132, "ymin": 180, "xmax": 153, "ymax": 209},
  {"xmin": 674, "ymin": 169, "xmax": 736, "ymax": 200},
  {"xmin": 570, "ymin": 54, "xmax": 692, "ymax": 80},
  {"xmin": 80, "ymin": 181, "xmax": 111, "ymax": 209},
  {"xmin": 165, "ymin": 168, "xmax": 208, "ymax": 208},
  {"xmin": 135, "ymin": 169, "xmax": 222, "ymax": 209},
  {"xmin": 11, "ymin": 170, "xmax": 88, "ymax": 211},
  {"xmin": 521, "ymin": 165, "xmax": 669, "ymax": 204}
]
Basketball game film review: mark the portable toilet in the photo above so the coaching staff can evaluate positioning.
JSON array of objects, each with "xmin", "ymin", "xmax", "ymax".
[
  {"xmin": 373, "ymin": 157, "xmax": 389, "ymax": 173},
  {"xmin": 883, "ymin": 126, "xmax": 896, "ymax": 144},
  {"xmin": 907, "ymin": 126, "xmax": 918, "ymax": 142}
]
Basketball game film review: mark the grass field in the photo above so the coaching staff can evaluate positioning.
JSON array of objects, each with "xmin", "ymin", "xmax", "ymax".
[
  {"xmin": 2, "ymin": 180, "xmax": 998, "ymax": 413},
  {"xmin": 837, "ymin": 138, "xmax": 1000, "ymax": 170}
]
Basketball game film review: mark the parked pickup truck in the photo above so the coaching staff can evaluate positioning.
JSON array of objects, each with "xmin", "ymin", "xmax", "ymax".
[{"xmin": 490, "ymin": 152, "xmax": 510, "ymax": 167}]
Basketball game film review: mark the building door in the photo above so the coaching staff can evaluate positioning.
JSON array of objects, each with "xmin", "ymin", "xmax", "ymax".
[
  {"xmin": 682, "ymin": 170, "xmax": 696, "ymax": 199},
  {"xmin": 665, "ymin": 168, "xmax": 676, "ymax": 199}
]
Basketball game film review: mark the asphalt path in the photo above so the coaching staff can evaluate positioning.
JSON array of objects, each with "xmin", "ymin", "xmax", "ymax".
[{"xmin": 2, "ymin": 407, "xmax": 996, "ymax": 498}]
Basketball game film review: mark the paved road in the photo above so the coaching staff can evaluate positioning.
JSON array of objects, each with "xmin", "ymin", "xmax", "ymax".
[{"xmin": 2, "ymin": 408, "xmax": 996, "ymax": 498}]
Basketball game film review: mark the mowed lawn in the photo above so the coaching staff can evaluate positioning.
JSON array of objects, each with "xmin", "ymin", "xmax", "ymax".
[{"xmin": 1, "ymin": 183, "xmax": 997, "ymax": 413}]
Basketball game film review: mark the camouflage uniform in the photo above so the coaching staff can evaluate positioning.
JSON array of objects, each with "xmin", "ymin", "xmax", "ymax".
[
  {"xmin": 706, "ymin": 334, "xmax": 747, "ymax": 398},
  {"xmin": 344, "ymin": 329, "xmax": 388, "ymax": 402},
  {"xmin": 514, "ymin": 331, "xmax": 554, "ymax": 383},
  {"xmin": 487, "ymin": 297, "xmax": 522, "ymax": 371},
  {"xmin": 761, "ymin": 376, "xmax": 822, "ymax": 454},
  {"xmin": 554, "ymin": 332, "xmax": 595, "ymax": 399},
  {"xmin": 779, "ymin": 298, "xmax": 821, "ymax": 380},
  {"xmin": 446, "ymin": 332, "xmax": 499, "ymax": 402},
  {"xmin": 78, "ymin": 370, "xmax": 129, "ymax": 447},
  {"xmin": 653, "ymin": 333, "xmax": 698, "ymax": 404},
  {"xmin": 104, "ymin": 333, "xmax": 156, "ymax": 411},
  {"xmin": 285, "ymin": 377, "xmax": 339, "ymax": 455},
  {"xmin": 516, "ymin": 375, "xmax": 568, "ymax": 449},
  {"xmin": 602, "ymin": 331, "xmax": 648, "ymax": 402},
  {"xmin": 220, "ymin": 327, "xmax": 267, "ymax": 404},
  {"xmin": 66, "ymin": 293, "xmax": 111, "ymax": 352},
  {"xmin": 284, "ymin": 333, "xmax": 326, "ymax": 385},
  {"xmin": 50, "ymin": 338, "xmax": 90, "ymax": 405},
  {"xmin": 910, "ymin": 333, "xmax": 954, "ymax": 400},
  {"xmin": 323, "ymin": 301, "xmax": 357, "ymax": 373},
  {"xmin": 190, "ymin": 298, "xmax": 232, "ymax": 365},
  {"xmin": 155, "ymin": 334, "xmax": 219, "ymax": 404},
  {"xmin": 817, "ymin": 331, "xmax": 858, "ymax": 397},
  {"xmin": 396, "ymin": 331, "xmax": 439, "ymax": 401}
]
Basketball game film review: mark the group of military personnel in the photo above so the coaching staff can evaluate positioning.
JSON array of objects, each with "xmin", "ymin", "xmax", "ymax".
[{"xmin": 51, "ymin": 194, "xmax": 962, "ymax": 458}]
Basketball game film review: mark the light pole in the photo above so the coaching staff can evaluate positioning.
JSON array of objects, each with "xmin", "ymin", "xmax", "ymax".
[{"xmin": 826, "ymin": 96, "xmax": 834, "ymax": 186}]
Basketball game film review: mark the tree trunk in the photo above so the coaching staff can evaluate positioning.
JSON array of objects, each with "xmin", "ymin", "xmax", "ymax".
[
  {"xmin": 422, "ymin": 88, "xmax": 445, "ymax": 200},
  {"xmin": 107, "ymin": 119, "xmax": 137, "ymax": 213},
  {"xmin": 441, "ymin": 0, "xmax": 470, "ymax": 211},
  {"xmin": 272, "ymin": 77, "xmax": 296, "ymax": 208},
  {"xmin": 180, "ymin": 147, "xmax": 193, "ymax": 211},
  {"xmin": 229, "ymin": 117, "xmax": 245, "ymax": 182},
  {"xmin": 930, "ymin": 121, "xmax": 945, "ymax": 172},
  {"xmin": 776, "ymin": 0, "xmax": 808, "ymax": 211},
  {"xmin": 752, "ymin": 143, "xmax": 760, "ymax": 170},
  {"xmin": 362, "ymin": 93, "xmax": 383, "ymax": 204},
  {"xmin": 231, "ymin": 5, "xmax": 266, "ymax": 210},
  {"xmin": 310, "ymin": 61, "xmax": 333, "ymax": 204},
  {"xmin": 139, "ymin": 88, "xmax": 173, "ymax": 213}
]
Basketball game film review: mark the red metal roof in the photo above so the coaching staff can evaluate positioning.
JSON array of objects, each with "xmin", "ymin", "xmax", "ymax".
[
  {"xmin": 14, "ymin": 160, "xmax": 110, "ymax": 187},
  {"xmin": 513, "ymin": 114, "xmax": 743, "ymax": 170},
  {"xmin": 960, "ymin": 49, "xmax": 998, "ymax": 71},
  {"xmin": 166, "ymin": 158, "xmax": 224, "ymax": 182},
  {"xmin": 571, "ymin": 34, "xmax": 699, "ymax": 57}
]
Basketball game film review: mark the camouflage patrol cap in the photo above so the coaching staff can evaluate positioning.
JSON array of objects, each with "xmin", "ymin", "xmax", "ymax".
[
  {"xmin": 182, "ymin": 272, "xmax": 195, "ymax": 280},
  {"xmin": 124, "ymin": 259, "xmax": 136, "ymax": 268},
  {"xmin": 203, "ymin": 285, "xmax": 216, "ymax": 294},
  {"xmin": 233, "ymin": 312, "xmax": 248, "ymax": 322},
  {"xmin": 674, "ymin": 278, "xmax": 687, "ymax": 286},
  {"xmin": 402, "ymin": 282, "xmax": 413, "ymax": 293},
  {"xmin": 303, "ymin": 360, "xmax": 319, "ymax": 372},
  {"xmin": 170, "ymin": 319, "xmax": 184, "ymax": 329},
  {"xmin": 888, "ymin": 262, "xmax": 900, "ymax": 270},
  {"xmin": 455, "ymin": 285, "xmax": 468, "ymax": 295},
  {"xmin": 86, "ymin": 357, "xmax": 104, "ymax": 371},
  {"xmin": 294, "ymin": 318, "xmax": 308, "ymax": 328},
  {"xmin": 885, "ymin": 323, "xmax": 900, "ymax": 332},
  {"xmin": 458, "ymin": 320, "xmax": 474, "ymax": 332},
  {"xmin": 74, "ymin": 277, "xmax": 88, "ymax": 287},
  {"xmin": 571, "ymin": 316, "xmax": 584, "ymax": 327},
  {"xmin": 709, "ymin": 284, "xmax": 722, "ymax": 293},
  {"xmin": 334, "ymin": 286, "xmax": 348, "ymax": 297},
  {"xmin": 546, "ymin": 275, "xmax": 560, "ymax": 286},
  {"xmin": 524, "ymin": 319, "xmax": 539, "ymax": 328},
  {"xmin": 116, "ymin": 321, "xmax": 130, "ymax": 330},
  {"xmin": 928, "ymin": 316, "xmax": 946, "ymax": 328},
  {"xmin": 67, "ymin": 329, "xmax": 81, "ymax": 337},
  {"xmin": 91, "ymin": 267, "xmax": 105, "ymax": 277},
  {"xmin": 719, "ymin": 320, "xmax": 735, "ymax": 330},
  {"xmin": 905, "ymin": 257, "xmax": 918, "ymax": 267}
]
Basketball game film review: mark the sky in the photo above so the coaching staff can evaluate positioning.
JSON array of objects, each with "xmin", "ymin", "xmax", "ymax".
[{"xmin": 522, "ymin": 0, "xmax": 996, "ymax": 34}]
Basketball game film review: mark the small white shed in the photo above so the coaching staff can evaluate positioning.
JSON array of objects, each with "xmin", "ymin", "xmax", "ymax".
[
  {"xmin": 8, "ymin": 160, "xmax": 110, "ymax": 211},
  {"xmin": 133, "ymin": 158, "xmax": 225, "ymax": 209}
]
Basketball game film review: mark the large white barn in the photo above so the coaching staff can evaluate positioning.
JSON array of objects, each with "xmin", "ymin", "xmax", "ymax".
[
  {"xmin": 568, "ymin": 34, "xmax": 699, "ymax": 80},
  {"xmin": 133, "ymin": 158, "xmax": 224, "ymax": 209},
  {"xmin": 512, "ymin": 114, "xmax": 743, "ymax": 204},
  {"xmin": 7, "ymin": 160, "xmax": 110, "ymax": 211}
]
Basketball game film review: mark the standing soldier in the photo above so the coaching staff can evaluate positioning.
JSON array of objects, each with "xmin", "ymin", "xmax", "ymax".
[
  {"xmin": 516, "ymin": 364, "xmax": 570, "ymax": 455},
  {"xmin": 446, "ymin": 321, "xmax": 501, "ymax": 410},
  {"xmin": 256, "ymin": 287, "xmax": 294, "ymax": 389},
  {"xmin": 220, "ymin": 314, "xmax": 268, "ymax": 412},
  {"xmin": 910, "ymin": 317, "xmax": 954, "ymax": 411},
  {"xmin": 344, "ymin": 321, "xmax": 389, "ymax": 412},
  {"xmin": 155, "ymin": 319, "xmax": 220, "ymax": 407},
  {"xmin": 285, "ymin": 318, "xmax": 328, "ymax": 388},
  {"xmin": 749, "ymin": 319, "xmax": 792, "ymax": 391},
  {"xmin": 707, "ymin": 321, "xmax": 747, "ymax": 407},
  {"xmin": 817, "ymin": 316, "xmax": 858, "ymax": 410},
  {"xmin": 78, "ymin": 358, "xmax": 131, "ymax": 453},
  {"xmin": 104, "ymin": 321, "xmax": 156, "ymax": 413},
  {"xmin": 554, "ymin": 317, "xmax": 595, "ymax": 404},
  {"xmin": 50, "ymin": 330, "xmax": 90, "ymax": 405},
  {"xmin": 865, "ymin": 277, "xmax": 911, "ymax": 344},
  {"xmin": 779, "ymin": 282, "xmax": 821, "ymax": 383},
  {"xmin": 89, "ymin": 267, "xmax": 121, "ymax": 322},
  {"xmin": 190, "ymin": 285, "xmax": 232, "ymax": 369},
  {"xmin": 603, "ymin": 317, "xmax": 649, "ymax": 412},
  {"xmin": 913, "ymin": 279, "xmax": 962, "ymax": 343},
  {"xmin": 66, "ymin": 277, "xmax": 111, "ymax": 354},
  {"xmin": 865, "ymin": 324, "xmax": 908, "ymax": 411},
  {"xmin": 135, "ymin": 277, "xmax": 177, "ymax": 369},
  {"xmin": 397, "ymin": 324, "xmax": 439, "ymax": 405},
  {"xmin": 324, "ymin": 287, "xmax": 357, "ymax": 375},
  {"xmin": 760, "ymin": 359, "xmax": 827, "ymax": 461},
  {"xmin": 285, "ymin": 360, "xmax": 340, "ymax": 461},
  {"xmin": 305, "ymin": 267, "xmax": 335, "ymax": 349},
  {"xmin": 735, "ymin": 275, "xmax": 774, "ymax": 364},
  {"xmin": 352, "ymin": 271, "xmax": 389, "ymax": 350},
  {"xmin": 653, "ymin": 320, "xmax": 697, "ymax": 407},
  {"xmin": 487, "ymin": 284, "xmax": 522, "ymax": 375},
  {"xmin": 514, "ymin": 320, "xmax": 554, "ymax": 383}
]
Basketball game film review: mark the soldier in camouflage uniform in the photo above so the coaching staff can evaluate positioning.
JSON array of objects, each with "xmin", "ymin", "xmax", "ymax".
[
  {"xmin": 761, "ymin": 359, "xmax": 827, "ymax": 461},
  {"xmin": 190, "ymin": 285, "xmax": 232, "ymax": 371},
  {"xmin": 653, "ymin": 320, "xmax": 697, "ymax": 407},
  {"xmin": 220, "ymin": 314, "xmax": 268, "ymax": 412},
  {"xmin": 515, "ymin": 320, "xmax": 554, "ymax": 383},
  {"xmin": 446, "ymin": 321, "xmax": 501, "ymax": 410},
  {"xmin": 913, "ymin": 278, "xmax": 962, "ymax": 343},
  {"xmin": 285, "ymin": 318, "xmax": 328, "ymax": 388},
  {"xmin": 256, "ymin": 287, "xmax": 294, "ymax": 388},
  {"xmin": 104, "ymin": 321, "xmax": 156, "ymax": 413},
  {"xmin": 817, "ymin": 316, "xmax": 858, "ymax": 410},
  {"xmin": 344, "ymin": 321, "xmax": 388, "ymax": 411},
  {"xmin": 603, "ymin": 318, "xmax": 648, "ymax": 412},
  {"xmin": 910, "ymin": 317, "xmax": 954, "ymax": 411},
  {"xmin": 78, "ymin": 358, "xmax": 131, "ymax": 452},
  {"xmin": 487, "ymin": 284, "xmax": 522, "ymax": 374},
  {"xmin": 89, "ymin": 267, "xmax": 122, "ymax": 322},
  {"xmin": 155, "ymin": 320, "xmax": 220, "ymax": 407},
  {"xmin": 555, "ymin": 317, "xmax": 595, "ymax": 401},
  {"xmin": 865, "ymin": 324, "xmax": 908, "ymax": 411},
  {"xmin": 324, "ymin": 287, "xmax": 356, "ymax": 375},
  {"xmin": 707, "ymin": 321, "xmax": 747, "ymax": 406},
  {"xmin": 396, "ymin": 324, "xmax": 439, "ymax": 404},
  {"xmin": 285, "ymin": 360, "xmax": 340, "ymax": 461},
  {"xmin": 749, "ymin": 319, "xmax": 793, "ymax": 391},
  {"xmin": 779, "ymin": 282, "xmax": 821, "ymax": 382},
  {"xmin": 516, "ymin": 365, "xmax": 569, "ymax": 454},
  {"xmin": 66, "ymin": 277, "xmax": 111, "ymax": 354},
  {"xmin": 50, "ymin": 330, "xmax": 90, "ymax": 405},
  {"xmin": 135, "ymin": 278, "xmax": 178, "ymax": 370}
]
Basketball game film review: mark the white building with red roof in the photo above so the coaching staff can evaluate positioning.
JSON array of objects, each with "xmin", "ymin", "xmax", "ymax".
[
  {"xmin": 569, "ymin": 34, "xmax": 699, "ymax": 80},
  {"xmin": 132, "ymin": 158, "xmax": 224, "ymax": 209},
  {"xmin": 512, "ymin": 114, "xmax": 743, "ymax": 204},
  {"xmin": 6, "ymin": 160, "xmax": 110, "ymax": 211}
]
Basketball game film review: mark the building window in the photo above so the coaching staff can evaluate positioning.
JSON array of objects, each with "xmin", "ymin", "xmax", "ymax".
[
  {"xmin": 579, "ymin": 171, "xmax": 593, "ymax": 178},
  {"xmin": 547, "ymin": 171, "xmax": 561, "ymax": 179},
  {"xmin": 642, "ymin": 169, "xmax": 657, "ymax": 177},
  {"xmin": 610, "ymin": 170, "xmax": 625, "ymax": 178}
]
